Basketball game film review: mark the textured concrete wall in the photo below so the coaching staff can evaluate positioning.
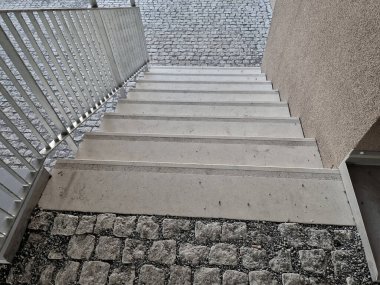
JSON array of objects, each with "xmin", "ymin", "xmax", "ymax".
[{"xmin": 262, "ymin": 0, "xmax": 380, "ymax": 168}]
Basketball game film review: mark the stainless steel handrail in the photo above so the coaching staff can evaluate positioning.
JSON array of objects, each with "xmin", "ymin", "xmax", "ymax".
[{"xmin": 0, "ymin": 6, "xmax": 149, "ymax": 262}]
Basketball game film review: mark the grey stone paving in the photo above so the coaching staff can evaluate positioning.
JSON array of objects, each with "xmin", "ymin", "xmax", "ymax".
[
  {"xmin": 0, "ymin": 210, "xmax": 372, "ymax": 284},
  {"xmin": 139, "ymin": 0, "xmax": 271, "ymax": 66}
]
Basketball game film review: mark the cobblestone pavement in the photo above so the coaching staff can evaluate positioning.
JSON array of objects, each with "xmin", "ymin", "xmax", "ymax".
[
  {"xmin": 139, "ymin": 0, "xmax": 271, "ymax": 66},
  {"xmin": 0, "ymin": 210, "xmax": 372, "ymax": 284}
]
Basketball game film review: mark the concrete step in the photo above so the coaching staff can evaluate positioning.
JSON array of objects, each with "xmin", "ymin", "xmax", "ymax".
[
  {"xmin": 100, "ymin": 114, "xmax": 304, "ymax": 138},
  {"xmin": 127, "ymin": 89, "xmax": 280, "ymax": 102},
  {"xmin": 136, "ymin": 80, "xmax": 273, "ymax": 92},
  {"xmin": 77, "ymin": 133, "xmax": 322, "ymax": 168},
  {"xmin": 149, "ymin": 66, "xmax": 262, "ymax": 75},
  {"xmin": 115, "ymin": 101, "xmax": 290, "ymax": 117},
  {"xmin": 39, "ymin": 160, "xmax": 354, "ymax": 226},
  {"xmin": 142, "ymin": 73, "xmax": 267, "ymax": 82}
]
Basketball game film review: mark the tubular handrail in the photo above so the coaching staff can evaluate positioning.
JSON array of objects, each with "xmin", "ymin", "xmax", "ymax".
[{"xmin": 0, "ymin": 6, "xmax": 149, "ymax": 262}]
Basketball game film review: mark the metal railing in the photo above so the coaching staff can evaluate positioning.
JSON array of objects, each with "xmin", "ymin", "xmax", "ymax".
[{"xmin": 0, "ymin": 6, "xmax": 149, "ymax": 262}]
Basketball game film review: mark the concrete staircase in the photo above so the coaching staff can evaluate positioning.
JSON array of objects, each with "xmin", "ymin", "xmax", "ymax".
[{"xmin": 39, "ymin": 66, "xmax": 354, "ymax": 226}]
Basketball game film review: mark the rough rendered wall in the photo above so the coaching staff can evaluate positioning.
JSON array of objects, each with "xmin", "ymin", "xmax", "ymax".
[
  {"xmin": 262, "ymin": 0, "xmax": 380, "ymax": 168},
  {"xmin": 138, "ymin": 0, "xmax": 272, "ymax": 66}
]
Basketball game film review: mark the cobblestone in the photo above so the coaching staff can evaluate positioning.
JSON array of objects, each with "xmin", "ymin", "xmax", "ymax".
[
  {"xmin": 162, "ymin": 218, "xmax": 191, "ymax": 239},
  {"xmin": 94, "ymin": 213, "xmax": 116, "ymax": 234},
  {"xmin": 28, "ymin": 211, "xmax": 54, "ymax": 231},
  {"xmin": 55, "ymin": 261, "xmax": 80, "ymax": 285},
  {"xmin": 168, "ymin": 265, "xmax": 191, "ymax": 285},
  {"xmin": 269, "ymin": 249, "xmax": 293, "ymax": 273},
  {"xmin": 139, "ymin": 264, "xmax": 165, "ymax": 285},
  {"xmin": 209, "ymin": 243, "xmax": 238, "ymax": 266},
  {"xmin": 95, "ymin": 236, "xmax": 121, "ymax": 260},
  {"xmin": 223, "ymin": 270, "xmax": 248, "ymax": 285},
  {"xmin": 249, "ymin": 270, "xmax": 278, "ymax": 285},
  {"xmin": 136, "ymin": 216, "xmax": 159, "ymax": 239},
  {"xmin": 278, "ymin": 223, "xmax": 305, "ymax": 248},
  {"xmin": 108, "ymin": 267, "xmax": 135, "ymax": 285},
  {"xmin": 39, "ymin": 264, "xmax": 55, "ymax": 285},
  {"xmin": 298, "ymin": 249, "xmax": 327, "ymax": 275},
  {"xmin": 221, "ymin": 222, "xmax": 247, "ymax": 241},
  {"xmin": 67, "ymin": 235, "xmax": 95, "ymax": 260},
  {"xmin": 51, "ymin": 214, "xmax": 78, "ymax": 236},
  {"xmin": 179, "ymin": 243, "xmax": 209, "ymax": 266},
  {"xmin": 122, "ymin": 238, "xmax": 146, "ymax": 264},
  {"xmin": 334, "ymin": 230, "xmax": 354, "ymax": 246},
  {"xmin": 331, "ymin": 250, "xmax": 352, "ymax": 277},
  {"xmin": 79, "ymin": 261, "xmax": 110, "ymax": 285},
  {"xmin": 240, "ymin": 247, "xmax": 267, "ymax": 269},
  {"xmin": 195, "ymin": 221, "xmax": 221, "ymax": 243},
  {"xmin": 281, "ymin": 273, "xmax": 307, "ymax": 285},
  {"xmin": 0, "ymin": 211, "xmax": 372, "ymax": 284},
  {"xmin": 148, "ymin": 240, "xmax": 176, "ymax": 265},
  {"xmin": 194, "ymin": 267, "xmax": 221, "ymax": 285},
  {"xmin": 306, "ymin": 228, "xmax": 333, "ymax": 250},
  {"xmin": 76, "ymin": 215, "xmax": 96, "ymax": 234},
  {"xmin": 113, "ymin": 216, "xmax": 136, "ymax": 237}
]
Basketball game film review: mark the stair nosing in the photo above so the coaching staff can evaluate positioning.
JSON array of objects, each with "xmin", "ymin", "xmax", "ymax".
[
  {"xmin": 102, "ymin": 113, "xmax": 299, "ymax": 122},
  {"xmin": 137, "ymin": 79, "xmax": 272, "ymax": 85},
  {"xmin": 54, "ymin": 159, "xmax": 341, "ymax": 177},
  {"xmin": 83, "ymin": 132, "xmax": 315, "ymax": 144},
  {"xmin": 150, "ymin": 65, "xmax": 262, "ymax": 70},
  {"xmin": 128, "ymin": 89, "xmax": 278, "ymax": 94},
  {"xmin": 143, "ymin": 72, "xmax": 266, "ymax": 77},
  {"xmin": 118, "ymin": 100, "xmax": 288, "ymax": 106}
]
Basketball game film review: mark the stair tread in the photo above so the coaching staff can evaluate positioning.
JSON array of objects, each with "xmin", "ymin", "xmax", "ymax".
[
  {"xmin": 149, "ymin": 66, "xmax": 262, "ymax": 75},
  {"xmin": 119, "ymin": 100, "xmax": 287, "ymax": 106},
  {"xmin": 127, "ymin": 90, "xmax": 280, "ymax": 102},
  {"xmin": 103, "ymin": 113, "xmax": 297, "ymax": 121},
  {"xmin": 76, "ymin": 133, "xmax": 322, "ymax": 168},
  {"xmin": 39, "ymin": 159, "xmax": 353, "ymax": 226},
  {"xmin": 136, "ymin": 81, "xmax": 273, "ymax": 91},
  {"xmin": 129, "ymin": 89, "xmax": 278, "ymax": 94},
  {"xmin": 116, "ymin": 100, "xmax": 290, "ymax": 118},
  {"xmin": 142, "ymin": 74, "xmax": 267, "ymax": 82},
  {"xmin": 100, "ymin": 114, "xmax": 304, "ymax": 138}
]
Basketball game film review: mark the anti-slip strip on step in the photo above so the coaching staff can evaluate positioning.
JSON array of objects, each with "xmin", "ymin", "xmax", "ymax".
[
  {"xmin": 144, "ymin": 72, "xmax": 266, "ymax": 77},
  {"xmin": 137, "ymin": 79, "xmax": 272, "ymax": 85},
  {"xmin": 102, "ymin": 113, "xmax": 299, "ymax": 123},
  {"xmin": 128, "ymin": 89, "xmax": 278, "ymax": 94},
  {"xmin": 150, "ymin": 66, "xmax": 262, "ymax": 70},
  {"xmin": 54, "ymin": 159, "xmax": 341, "ymax": 180},
  {"xmin": 83, "ymin": 133, "xmax": 316, "ymax": 146},
  {"xmin": 119, "ymin": 100, "xmax": 288, "ymax": 106}
]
